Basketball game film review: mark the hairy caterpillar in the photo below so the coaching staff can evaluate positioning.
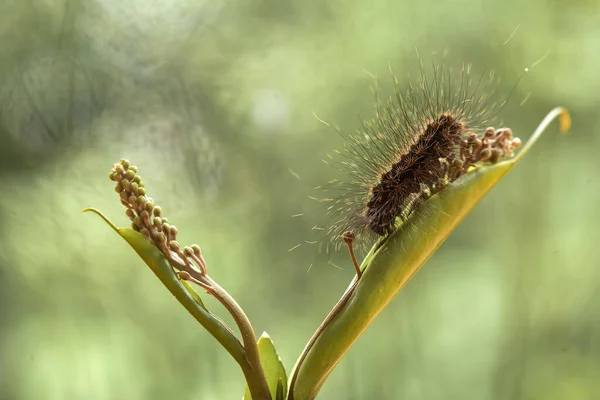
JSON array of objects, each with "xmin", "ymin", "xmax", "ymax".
[{"xmin": 314, "ymin": 58, "xmax": 522, "ymax": 255}]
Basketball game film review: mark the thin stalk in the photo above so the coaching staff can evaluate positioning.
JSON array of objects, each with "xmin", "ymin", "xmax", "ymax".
[
  {"xmin": 205, "ymin": 276, "xmax": 272, "ymax": 400},
  {"xmin": 159, "ymin": 248, "xmax": 271, "ymax": 399}
]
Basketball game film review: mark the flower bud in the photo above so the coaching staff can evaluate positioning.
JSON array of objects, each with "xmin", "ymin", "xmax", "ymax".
[
  {"xmin": 183, "ymin": 246, "xmax": 194, "ymax": 257},
  {"xmin": 191, "ymin": 244, "xmax": 202, "ymax": 258},
  {"xmin": 169, "ymin": 241, "xmax": 180, "ymax": 252},
  {"xmin": 342, "ymin": 231, "xmax": 355, "ymax": 244},
  {"xmin": 178, "ymin": 271, "xmax": 191, "ymax": 281},
  {"xmin": 479, "ymin": 148, "xmax": 492, "ymax": 161},
  {"xmin": 145, "ymin": 198, "xmax": 154, "ymax": 211},
  {"xmin": 124, "ymin": 169, "xmax": 135, "ymax": 179},
  {"xmin": 489, "ymin": 148, "xmax": 502, "ymax": 164},
  {"xmin": 139, "ymin": 227, "xmax": 150, "ymax": 240},
  {"xmin": 511, "ymin": 137, "xmax": 522, "ymax": 150},
  {"xmin": 130, "ymin": 182, "xmax": 139, "ymax": 195},
  {"xmin": 156, "ymin": 232, "xmax": 167, "ymax": 244},
  {"xmin": 125, "ymin": 209, "xmax": 135, "ymax": 219}
]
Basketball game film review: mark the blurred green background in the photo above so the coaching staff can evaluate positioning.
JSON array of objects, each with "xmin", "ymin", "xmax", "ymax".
[{"xmin": 0, "ymin": 0, "xmax": 599, "ymax": 399}]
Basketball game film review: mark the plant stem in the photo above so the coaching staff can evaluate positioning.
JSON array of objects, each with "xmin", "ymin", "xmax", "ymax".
[
  {"xmin": 165, "ymin": 252, "xmax": 271, "ymax": 400},
  {"xmin": 205, "ymin": 276, "xmax": 272, "ymax": 400},
  {"xmin": 288, "ymin": 277, "xmax": 360, "ymax": 400}
]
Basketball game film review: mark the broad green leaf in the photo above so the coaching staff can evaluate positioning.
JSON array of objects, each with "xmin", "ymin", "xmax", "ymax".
[
  {"xmin": 244, "ymin": 332, "xmax": 288, "ymax": 400},
  {"xmin": 289, "ymin": 107, "xmax": 571, "ymax": 400},
  {"xmin": 82, "ymin": 209, "xmax": 244, "ymax": 363}
]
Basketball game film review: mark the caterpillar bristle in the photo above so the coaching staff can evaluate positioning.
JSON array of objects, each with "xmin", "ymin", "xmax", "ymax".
[{"xmin": 305, "ymin": 56, "xmax": 522, "ymax": 259}]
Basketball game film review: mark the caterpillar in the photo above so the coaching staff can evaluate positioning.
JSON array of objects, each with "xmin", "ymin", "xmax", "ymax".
[{"xmin": 315, "ymin": 58, "xmax": 522, "ymax": 255}]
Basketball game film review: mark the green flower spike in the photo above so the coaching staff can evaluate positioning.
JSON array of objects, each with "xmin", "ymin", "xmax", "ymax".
[{"xmin": 85, "ymin": 159, "xmax": 275, "ymax": 400}]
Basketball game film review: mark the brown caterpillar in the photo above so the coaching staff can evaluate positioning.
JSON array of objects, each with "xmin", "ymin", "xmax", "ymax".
[{"xmin": 316, "ymin": 60, "xmax": 521, "ymax": 253}]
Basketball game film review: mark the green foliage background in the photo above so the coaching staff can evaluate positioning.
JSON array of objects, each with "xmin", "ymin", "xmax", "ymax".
[{"xmin": 0, "ymin": 0, "xmax": 598, "ymax": 399}]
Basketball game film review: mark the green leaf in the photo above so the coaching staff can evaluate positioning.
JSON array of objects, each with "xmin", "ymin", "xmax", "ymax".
[
  {"xmin": 82, "ymin": 209, "xmax": 244, "ymax": 364},
  {"xmin": 244, "ymin": 332, "xmax": 288, "ymax": 400},
  {"xmin": 180, "ymin": 278, "xmax": 206, "ymax": 309},
  {"xmin": 289, "ymin": 107, "xmax": 571, "ymax": 400},
  {"xmin": 276, "ymin": 379, "xmax": 285, "ymax": 400}
]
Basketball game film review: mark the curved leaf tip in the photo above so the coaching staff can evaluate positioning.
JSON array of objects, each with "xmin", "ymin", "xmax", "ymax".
[
  {"xmin": 515, "ymin": 107, "xmax": 571, "ymax": 162},
  {"xmin": 559, "ymin": 108, "xmax": 571, "ymax": 134},
  {"xmin": 82, "ymin": 207, "xmax": 120, "ymax": 233}
]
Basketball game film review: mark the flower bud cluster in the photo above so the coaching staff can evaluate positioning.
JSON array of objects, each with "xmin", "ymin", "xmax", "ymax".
[
  {"xmin": 435, "ymin": 126, "xmax": 522, "ymax": 184},
  {"xmin": 109, "ymin": 159, "xmax": 208, "ymax": 276},
  {"xmin": 109, "ymin": 159, "xmax": 178, "ymax": 253},
  {"xmin": 461, "ymin": 127, "xmax": 522, "ymax": 169}
]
